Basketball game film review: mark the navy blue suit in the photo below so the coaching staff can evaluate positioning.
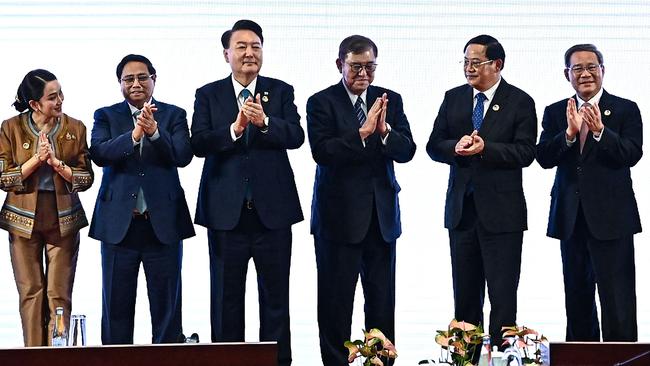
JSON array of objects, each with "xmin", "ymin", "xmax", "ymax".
[
  {"xmin": 427, "ymin": 79, "xmax": 537, "ymax": 346},
  {"xmin": 191, "ymin": 75, "xmax": 303, "ymax": 366},
  {"xmin": 89, "ymin": 99, "xmax": 194, "ymax": 344},
  {"xmin": 536, "ymin": 90, "xmax": 642, "ymax": 341},
  {"xmin": 307, "ymin": 82, "xmax": 415, "ymax": 366}
]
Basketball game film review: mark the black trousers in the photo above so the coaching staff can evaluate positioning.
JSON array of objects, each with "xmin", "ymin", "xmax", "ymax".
[
  {"xmin": 101, "ymin": 215, "xmax": 183, "ymax": 344},
  {"xmin": 561, "ymin": 205, "xmax": 637, "ymax": 341},
  {"xmin": 449, "ymin": 194, "xmax": 522, "ymax": 347},
  {"xmin": 208, "ymin": 205, "xmax": 293, "ymax": 366},
  {"xmin": 315, "ymin": 210, "xmax": 396, "ymax": 366}
]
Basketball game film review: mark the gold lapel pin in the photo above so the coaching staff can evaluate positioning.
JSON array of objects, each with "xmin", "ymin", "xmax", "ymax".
[
  {"xmin": 604, "ymin": 109, "xmax": 611, "ymax": 116},
  {"xmin": 262, "ymin": 95, "xmax": 269, "ymax": 102},
  {"xmin": 492, "ymin": 104, "xmax": 500, "ymax": 111},
  {"xmin": 22, "ymin": 142, "xmax": 30, "ymax": 149},
  {"xmin": 66, "ymin": 132, "xmax": 72, "ymax": 140}
]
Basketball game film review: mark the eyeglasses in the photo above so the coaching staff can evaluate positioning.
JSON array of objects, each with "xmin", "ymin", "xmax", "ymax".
[
  {"xmin": 346, "ymin": 63, "xmax": 378, "ymax": 74},
  {"xmin": 121, "ymin": 74, "xmax": 155, "ymax": 85},
  {"xmin": 568, "ymin": 64, "xmax": 602, "ymax": 75},
  {"xmin": 462, "ymin": 59, "xmax": 494, "ymax": 69}
]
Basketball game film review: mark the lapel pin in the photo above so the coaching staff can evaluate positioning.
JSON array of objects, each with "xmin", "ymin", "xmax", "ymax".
[
  {"xmin": 492, "ymin": 104, "xmax": 500, "ymax": 111},
  {"xmin": 604, "ymin": 109, "xmax": 611, "ymax": 116},
  {"xmin": 66, "ymin": 132, "xmax": 72, "ymax": 140},
  {"xmin": 262, "ymin": 95, "xmax": 269, "ymax": 102},
  {"xmin": 22, "ymin": 142, "xmax": 30, "ymax": 149}
]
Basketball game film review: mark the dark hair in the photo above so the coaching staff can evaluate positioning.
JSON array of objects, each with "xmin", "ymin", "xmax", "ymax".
[
  {"xmin": 338, "ymin": 35, "xmax": 378, "ymax": 62},
  {"xmin": 564, "ymin": 44, "xmax": 603, "ymax": 68},
  {"xmin": 115, "ymin": 54, "xmax": 156, "ymax": 80},
  {"xmin": 13, "ymin": 69, "xmax": 57, "ymax": 112},
  {"xmin": 221, "ymin": 19, "xmax": 264, "ymax": 49},
  {"xmin": 464, "ymin": 34, "xmax": 506, "ymax": 70}
]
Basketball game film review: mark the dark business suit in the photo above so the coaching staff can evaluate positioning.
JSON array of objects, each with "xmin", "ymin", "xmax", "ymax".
[
  {"xmin": 89, "ymin": 99, "xmax": 194, "ymax": 344},
  {"xmin": 307, "ymin": 82, "xmax": 415, "ymax": 366},
  {"xmin": 427, "ymin": 79, "xmax": 537, "ymax": 346},
  {"xmin": 536, "ymin": 90, "xmax": 642, "ymax": 341},
  {"xmin": 191, "ymin": 75, "xmax": 303, "ymax": 366}
]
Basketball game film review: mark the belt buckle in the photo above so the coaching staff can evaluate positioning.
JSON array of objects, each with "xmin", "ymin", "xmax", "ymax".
[{"xmin": 245, "ymin": 201, "xmax": 254, "ymax": 210}]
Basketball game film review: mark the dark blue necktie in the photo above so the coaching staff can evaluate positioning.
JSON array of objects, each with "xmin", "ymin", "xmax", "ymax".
[
  {"xmin": 354, "ymin": 97, "xmax": 366, "ymax": 126},
  {"xmin": 472, "ymin": 92, "xmax": 487, "ymax": 131},
  {"xmin": 239, "ymin": 89, "xmax": 254, "ymax": 201}
]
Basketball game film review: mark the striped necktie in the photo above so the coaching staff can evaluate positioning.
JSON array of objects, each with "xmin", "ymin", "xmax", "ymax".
[{"xmin": 354, "ymin": 97, "xmax": 366, "ymax": 125}]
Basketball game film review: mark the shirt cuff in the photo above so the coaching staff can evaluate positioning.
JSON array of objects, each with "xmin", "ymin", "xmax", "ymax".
[
  {"xmin": 230, "ymin": 123, "xmax": 243, "ymax": 141},
  {"xmin": 148, "ymin": 128, "xmax": 160, "ymax": 141},
  {"xmin": 592, "ymin": 127, "xmax": 604, "ymax": 141},
  {"xmin": 381, "ymin": 123, "xmax": 392, "ymax": 145},
  {"xmin": 565, "ymin": 134, "xmax": 576, "ymax": 147}
]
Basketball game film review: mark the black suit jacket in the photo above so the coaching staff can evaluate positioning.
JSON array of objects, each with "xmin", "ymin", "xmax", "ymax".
[
  {"xmin": 427, "ymin": 79, "xmax": 537, "ymax": 233},
  {"xmin": 89, "ymin": 99, "xmax": 195, "ymax": 244},
  {"xmin": 536, "ymin": 90, "xmax": 642, "ymax": 241},
  {"xmin": 191, "ymin": 75, "xmax": 304, "ymax": 230},
  {"xmin": 307, "ymin": 82, "xmax": 416, "ymax": 244}
]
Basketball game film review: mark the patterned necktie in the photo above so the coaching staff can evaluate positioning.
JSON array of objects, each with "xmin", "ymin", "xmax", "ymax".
[
  {"xmin": 240, "ymin": 88, "xmax": 252, "ymax": 103},
  {"xmin": 240, "ymin": 89, "xmax": 253, "ymax": 145},
  {"xmin": 472, "ymin": 92, "xmax": 487, "ymax": 131},
  {"xmin": 132, "ymin": 110, "xmax": 147, "ymax": 213},
  {"xmin": 579, "ymin": 102, "xmax": 590, "ymax": 153},
  {"xmin": 354, "ymin": 96, "xmax": 366, "ymax": 126}
]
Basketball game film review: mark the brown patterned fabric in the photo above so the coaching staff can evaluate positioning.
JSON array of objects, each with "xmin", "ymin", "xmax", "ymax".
[{"xmin": 0, "ymin": 113, "xmax": 94, "ymax": 238}]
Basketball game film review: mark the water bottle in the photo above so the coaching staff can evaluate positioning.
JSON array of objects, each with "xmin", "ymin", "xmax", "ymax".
[
  {"xmin": 481, "ymin": 335, "xmax": 494, "ymax": 366},
  {"xmin": 51, "ymin": 306, "xmax": 67, "ymax": 347}
]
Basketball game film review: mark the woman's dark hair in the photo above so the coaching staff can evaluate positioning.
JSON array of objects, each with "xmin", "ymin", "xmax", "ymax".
[{"xmin": 13, "ymin": 69, "xmax": 57, "ymax": 112}]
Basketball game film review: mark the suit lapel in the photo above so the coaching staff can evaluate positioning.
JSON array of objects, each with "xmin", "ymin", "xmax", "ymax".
[
  {"xmin": 217, "ymin": 76, "xmax": 240, "ymax": 127},
  {"xmin": 478, "ymin": 79, "xmax": 511, "ymax": 138},
  {"xmin": 334, "ymin": 82, "xmax": 359, "ymax": 129}
]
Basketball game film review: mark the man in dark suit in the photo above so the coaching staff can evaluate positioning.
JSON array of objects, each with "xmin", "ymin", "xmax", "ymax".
[
  {"xmin": 89, "ymin": 54, "xmax": 195, "ymax": 344},
  {"xmin": 307, "ymin": 35, "xmax": 415, "ymax": 366},
  {"xmin": 536, "ymin": 44, "xmax": 641, "ymax": 342},
  {"xmin": 190, "ymin": 20, "xmax": 303, "ymax": 366},
  {"xmin": 427, "ymin": 35, "xmax": 537, "ymax": 347}
]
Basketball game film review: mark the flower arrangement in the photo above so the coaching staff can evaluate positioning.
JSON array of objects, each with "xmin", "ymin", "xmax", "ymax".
[
  {"xmin": 425, "ymin": 320, "xmax": 548, "ymax": 366},
  {"xmin": 345, "ymin": 328, "xmax": 397, "ymax": 366},
  {"xmin": 500, "ymin": 325, "xmax": 548, "ymax": 365},
  {"xmin": 434, "ymin": 319, "xmax": 485, "ymax": 366}
]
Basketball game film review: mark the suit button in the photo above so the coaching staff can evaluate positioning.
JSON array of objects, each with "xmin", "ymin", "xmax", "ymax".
[
  {"xmin": 131, "ymin": 193, "xmax": 137, "ymax": 199},
  {"xmin": 575, "ymin": 190, "xmax": 579, "ymax": 195},
  {"xmin": 139, "ymin": 172, "xmax": 145, "ymax": 177},
  {"xmin": 244, "ymin": 178, "xmax": 249, "ymax": 182},
  {"xmin": 576, "ymin": 166, "xmax": 582, "ymax": 174}
]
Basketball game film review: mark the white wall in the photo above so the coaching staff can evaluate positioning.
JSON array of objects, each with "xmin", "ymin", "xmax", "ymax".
[{"xmin": 0, "ymin": 1, "xmax": 648, "ymax": 364}]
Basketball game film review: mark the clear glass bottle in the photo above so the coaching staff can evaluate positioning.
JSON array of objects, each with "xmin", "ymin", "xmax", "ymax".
[
  {"xmin": 481, "ymin": 335, "xmax": 494, "ymax": 366},
  {"xmin": 51, "ymin": 306, "xmax": 67, "ymax": 347}
]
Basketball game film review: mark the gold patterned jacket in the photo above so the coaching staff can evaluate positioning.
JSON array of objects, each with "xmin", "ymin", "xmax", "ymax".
[{"xmin": 0, "ymin": 112, "xmax": 94, "ymax": 238}]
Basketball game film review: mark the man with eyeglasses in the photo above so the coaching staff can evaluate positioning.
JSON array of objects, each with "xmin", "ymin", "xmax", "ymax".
[
  {"xmin": 89, "ymin": 54, "xmax": 195, "ymax": 344},
  {"xmin": 536, "ymin": 44, "xmax": 642, "ymax": 342},
  {"xmin": 190, "ymin": 20, "xmax": 303, "ymax": 366},
  {"xmin": 426, "ymin": 34, "xmax": 537, "ymax": 349},
  {"xmin": 307, "ymin": 34, "xmax": 415, "ymax": 365}
]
